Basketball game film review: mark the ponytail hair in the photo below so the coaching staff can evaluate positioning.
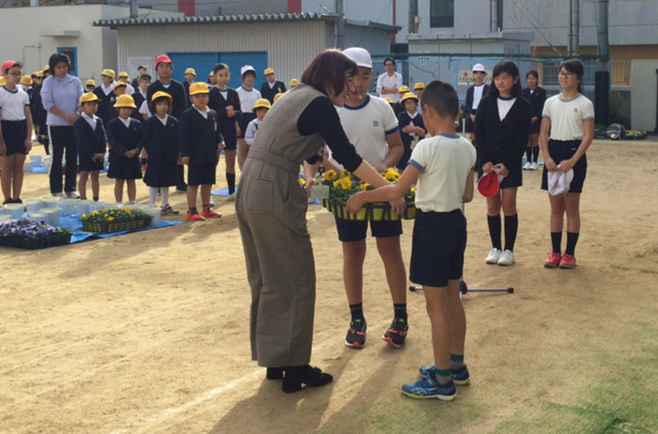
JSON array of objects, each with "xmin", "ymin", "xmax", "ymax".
[{"xmin": 559, "ymin": 59, "xmax": 584, "ymax": 94}]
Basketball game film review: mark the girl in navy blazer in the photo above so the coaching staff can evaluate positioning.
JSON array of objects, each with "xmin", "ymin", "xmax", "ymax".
[
  {"xmin": 107, "ymin": 95, "xmax": 142, "ymax": 203},
  {"xmin": 522, "ymin": 70, "xmax": 547, "ymax": 170},
  {"xmin": 74, "ymin": 93, "xmax": 107, "ymax": 201},
  {"xmin": 475, "ymin": 61, "xmax": 532, "ymax": 267}
]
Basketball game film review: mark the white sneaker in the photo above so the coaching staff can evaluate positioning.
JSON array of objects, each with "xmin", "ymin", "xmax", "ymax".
[
  {"xmin": 530, "ymin": 162, "xmax": 538, "ymax": 170},
  {"xmin": 522, "ymin": 161, "xmax": 531, "ymax": 170},
  {"xmin": 497, "ymin": 249, "xmax": 515, "ymax": 266},
  {"xmin": 485, "ymin": 248, "xmax": 502, "ymax": 264},
  {"xmin": 225, "ymin": 192, "xmax": 236, "ymax": 202},
  {"xmin": 52, "ymin": 192, "xmax": 64, "ymax": 197},
  {"xmin": 65, "ymin": 191, "xmax": 80, "ymax": 199}
]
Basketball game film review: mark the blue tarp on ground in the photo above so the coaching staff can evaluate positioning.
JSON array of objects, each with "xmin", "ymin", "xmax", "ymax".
[{"xmin": 54, "ymin": 215, "xmax": 183, "ymax": 244}]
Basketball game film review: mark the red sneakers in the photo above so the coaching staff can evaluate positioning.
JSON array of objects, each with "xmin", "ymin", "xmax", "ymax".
[
  {"xmin": 544, "ymin": 252, "xmax": 562, "ymax": 268},
  {"xmin": 201, "ymin": 208, "xmax": 222, "ymax": 219},
  {"xmin": 559, "ymin": 253, "xmax": 576, "ymax": 269},
  {"xmin": 186, "ymin": 211, "xmax": 205, "ymax": 221}
]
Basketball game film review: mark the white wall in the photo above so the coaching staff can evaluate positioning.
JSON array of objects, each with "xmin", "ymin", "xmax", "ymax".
[
  {"xmin": 630, "ymin": 60, "xmax": 658, "ymax": 131},
  {"xmin": 0, "ymin": 5, "xmax": 179, "ymax": 82}
]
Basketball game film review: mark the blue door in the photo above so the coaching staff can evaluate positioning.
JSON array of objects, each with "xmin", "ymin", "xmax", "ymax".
[{"xmin": 167, "ymin": 51, "xmax": 268, "ymax": 89}]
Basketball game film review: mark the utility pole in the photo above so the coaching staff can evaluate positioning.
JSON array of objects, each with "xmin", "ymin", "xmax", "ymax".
[
  {"xmin": 335, "ymin": 0, "xmax": 345, "ymax": 49},
  {"xmin": 595, "ymin": 0, "xmax": 610, "ymax": 125},
  {"xmin": 568, "ymin": 0, "xmax": 580, "ymax": 57},
  {"xmin": 409, "ymin": 0, "xmax": 418, "ymax": 34},
  {"xmin": 130, "ymin": 0, "xmax": 138, "ymax": 19}
]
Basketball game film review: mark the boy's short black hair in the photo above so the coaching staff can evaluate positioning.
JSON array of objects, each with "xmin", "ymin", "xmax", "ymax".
[{"xmin": 420, "ymin": 80, "xmax": 459, "ymax": 118}]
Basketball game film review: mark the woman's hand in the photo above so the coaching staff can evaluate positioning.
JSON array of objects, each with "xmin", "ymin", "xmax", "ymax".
[
  {"xmin": 346, "ymin": 192, "xmax": 365, "ymax": 214},
  {"xmin": 66, "ymin": 114, "xmax": 78, "ymax": 124},
  {"xmin": 495, "ymin": 163, "xmax": 508, "ymax": 178},
  {"xmin": 544, "ymin": 156, "xmax": 558, "ymax": 172},
  {"xmin": 304, "ymin": 178, "xmax": 314, "ymax": 197}
]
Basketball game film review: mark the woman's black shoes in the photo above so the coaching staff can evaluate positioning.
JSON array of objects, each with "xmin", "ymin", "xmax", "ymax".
[
  {"xmin": 266, "ymin": 367, "xmax": 284, "ymax": 380},
  {"xmin": 281, "ymin": 365, "xmax": 333, "ymax": 394}
]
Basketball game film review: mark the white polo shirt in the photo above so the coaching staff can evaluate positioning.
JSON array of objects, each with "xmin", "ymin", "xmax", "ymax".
[
  {"xmin": 409, "ymin": 133, "xmax": 476, "ymax": 213},
  {"xmin": 237, "ymin": 86, "xmax": 261, "ymax": 112},
  {"xmin": 376, "ymin": 72, "xmax": 403, "ymax": 102},
  {"xmin": 329, "ymin": 94, "xmax": 399, "ymax": 169},
  {"xmin": 542, "ymin": 94, "xmax": 594, "ymax": 141},
  {"xmin": 0, "ymin": 86, "xmax": 29, "ymax": 121}
]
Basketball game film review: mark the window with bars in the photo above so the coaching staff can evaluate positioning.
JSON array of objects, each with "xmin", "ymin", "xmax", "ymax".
[{"xmin": 430, "ymin": 0, "xmax": 454, "ymax": 28}]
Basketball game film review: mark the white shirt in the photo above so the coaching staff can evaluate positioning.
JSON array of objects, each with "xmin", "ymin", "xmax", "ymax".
[
  {"xmin": 194, "ymin": 105, "xmax": 209, "ymax": 119},
  {"xmin": 139, "ymin": 100, "xmax": 151, "ymax": 119},
  {"xmin": 217, "ymin": 88, "xmax": 228, "ymax": 100},
  {"xmin": 409, "ymin": 134, "xmax": 476, "ymax": 213},
  {"xmin": 81, "ymin": 112, "xmax": 98, "ymax": 130},
  {"xmin": 329, "ymin": 95, "xmax": 399, "ymax": 169},
  {"xmin": 497, "ymin": 96, "xmax": 516, "ymax": 121},
  {"xmin": 542, "ymin": 94, "xmax": 594, "ymax": 141},
  {"xmin": 156, "ymin": 114, "xmax": 169, "ymax": 126},
  {"xmin": 100, "ymin": 83, "xmax": 114, "ymax": 96},
  {"xmin": 245, "ymin": 117, "xmax": 262, "ymax": 146},
  {"xmin": 124, "ymin": 83, "xmax": 135, "ymax": 95},
  {"xmin": 118, "ymin": 117, "xmax": 131, "ymax": 128},
  {"xmin": 472, "ymin": 83, "xmax": 486, "ymax": 110},
  {"xmin": 237, "ymin": 86, "xmax": 261, "ymax": 112},
  {"xmin": 0, "ymin": 86, "xmax": 29, "ymax": 121},
  {"xmin": 376, "ymin": 72, "xmax": 403, "ymax": 102}
]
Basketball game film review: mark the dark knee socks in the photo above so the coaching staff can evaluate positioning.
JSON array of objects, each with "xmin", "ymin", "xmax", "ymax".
[
  {"xmin": 504, "ymin": 214, "xmax": 518, "ymax": 252},
  {"xmin": 226, "ymin": 172, "xmax": 236, "ymax": 194},
  {"xmin": 487, "ymin": 215, "xmax": 502, "ymax": 250},
  {"xmin": 533, "ymin": 146, "xmax": 540, "ymax": 163},
  {"xmin": 551, "ymin": 232, "xmax": 562, "ymax": 254},
  {"xmin": 565, "ymin": 232, "xmax": 579, "ymax": 256},
  {"xmin": 526, "ymin": 147, "xmax": 533, "ymax": 163}
]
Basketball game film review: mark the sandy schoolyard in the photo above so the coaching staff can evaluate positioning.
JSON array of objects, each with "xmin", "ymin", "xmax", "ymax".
[{"xmin": 1, "ymin": 139, "xmax": 657, "ymax": 434}]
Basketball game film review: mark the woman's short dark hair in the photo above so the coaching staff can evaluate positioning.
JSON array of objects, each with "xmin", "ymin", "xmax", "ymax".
[
  {"xmin": 212, "ymin": 63, "xmax": 229, "ymax": 75},
  {"xmin": 489, "ymin": 61, "xmax": 523, "ymax": 97},
  {"xmin": 301, "ymin": 48, "xmax": 358, "ymax": 97},
  {"xmin": 48, "ymin": 53, "xmax": 71, "ymax": 75},
  {"xmin": 526, "ymin": 70, "xmax": 539, "ymax": 80},
  {"xmin": 559, "ymin": 59, "xmax": 585, "ymax": 94}
]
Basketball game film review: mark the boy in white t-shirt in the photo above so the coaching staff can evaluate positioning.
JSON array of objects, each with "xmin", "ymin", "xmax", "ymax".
[
  {"xmin": 347, "ymin": 80, "xmax": 476, "ymax": 401},
  {"xmin": 376, "ymin": 57, "xmax": 403, "ymax": 102}
]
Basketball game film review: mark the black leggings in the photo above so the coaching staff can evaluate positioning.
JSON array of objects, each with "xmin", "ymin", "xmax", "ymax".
[{"xmin": 48, "ymin": 125, "xmax": 78, "ymax": 194}]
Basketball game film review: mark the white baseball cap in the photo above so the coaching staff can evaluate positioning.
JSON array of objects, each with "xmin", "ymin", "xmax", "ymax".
[
  {"xmin": 343, "ymin": 47, "xmax": 372, "ymax": 69},
  {"xmin": 548, "ymin": 167, "xmax": 574, "ymax": 197},
  {"xmin": 240, "ymin": 65, "xmax": 256, "ymax": 76},
  {"xmin": 472, "ymin": 63, "xmax": 486, "ymax": 72}
]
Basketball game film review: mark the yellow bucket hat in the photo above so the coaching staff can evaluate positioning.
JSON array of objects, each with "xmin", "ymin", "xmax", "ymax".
[
  {"xmin": 21, "ymin": 75, "xmax": 33, "ymax": 86},
  {"xmin": 101, "ymin": 69, "xmax": 115, "ymax": 79},
  {"xmin": 80, "ymin": 92, "xmax": 100, "ymax": 104},
  {"xmin": 86, "ymin": 79, "xmax": 96, "ymax": 87},
  {"xmin": 113, "ymin": 81, "xmax": 127, "ymax": 90},
  {"xmin": 114, "ymin": 94, "xmax": 136, "ymax": 108},
  {"xmin": 184, "ymin": 68, "xmax": 196, "ymax": 76},
  {"xmin": 272, "ymin": 93, "xmax": 284, "ymax": 103},
  {"xmin": 118, "ymin": 71, "xmax": 129, "ymax": 79},
  {"xmin": 151, "ymin": 91, "xmax": 172, "ymax": 102},
  {"xmin": 263, "ymin": 67, "xmax": 274, "ymax": 76},
  {"xmin": 253, "ymin": 98, "xmax": 272, "ymax": 111},
  {"xmin": 289, "ymin": 78, "xmax": 299, "ymax": 87},
  {"xmin": 413, "ymin": 82, "xmax": 425, "ymax": 90},
  {"xmin": 400, "ymin": 92, "xmax": 418, "ymax": 103},
  {"xmin": 189, "ymin": 82, "xmax": 210, "ymax": 96},
  {"xmin": 398, "ymin": 85, "xmax": 410, "ymax": 93}
]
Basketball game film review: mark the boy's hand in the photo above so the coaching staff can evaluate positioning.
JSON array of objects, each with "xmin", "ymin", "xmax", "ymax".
[
  {"xmin": 181, "ymin": 156, "xmax": 190, "ymax": 165},
  {"xmin": 226, "ymin": 106, "xmax": 235, "ymax": 117},
  {"xmin": 389, "ymin": 197, "xmax": 406, "ymax": 214},
  {"xmin": 469, "ymin": 114, "xmax": 475, "ymax": 122},
  {"xmin": 346, "ymin": 193, "xmax": 365, "ymax": 214},
  {"xmin": 401, "ymin": 125, "xmax": 411, "ymax": 133},
  {"xmin": 24, "ymin": 139, "xmax": 32, "ymax": 153}
]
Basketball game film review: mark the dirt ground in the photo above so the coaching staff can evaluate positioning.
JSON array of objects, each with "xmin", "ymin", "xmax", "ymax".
[{"xmin": 1, "ymin": 139, "xmax": 657, "ymax": 434}]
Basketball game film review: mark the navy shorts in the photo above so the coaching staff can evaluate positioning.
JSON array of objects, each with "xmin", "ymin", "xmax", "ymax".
[
  {"xmin": 541, "ymin": 139, "xmax": 587, "ymax": 193},
  {"xmin": 465, "ymin": 109, "xmax": 476, "ymax": 133},
  {"xmin": 410, "ymin": 209, "xmax": 466, "ymax": 287},
  {"xmin": 238, "ymin": 112, "xmax": 256, "ymax": 139},
  {"xmin": 79, "ymin": 154, "xmax": 104, "ymax": 172},
  {"xmin": 1, "ymin": 120, "xmax": 27, "ymax": 156},
  {"xmin": 188, "ymin": 163, "xmax": 216, "ymax": 186},
  {"xmin": 334, "ymin": 216, "xmax": 402, "ymax": 242}
]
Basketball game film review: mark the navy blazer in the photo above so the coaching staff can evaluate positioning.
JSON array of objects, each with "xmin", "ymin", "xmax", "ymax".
[
  {"xmin": 106, "ymin": 117, "xmax": 142, "ymax": 160},
  {"xmin": 397, "ymin": 111, "xmax": 426, "ymax": 148},
  {"xmin": 522, "ymin": 86, "xmax": 547, "ymax": 119},
  {"xmin": 178, "ymin": 107, "xmax": 224, "ymax": 166},
  {"xmin": 208, "ymin": 87, "xmax": 241, "ymax": 146},
  {"xmin": 73, "ymin": 115, "xmax": 107, "ymax": 158},
  {"xmin": 474, "ymin": 95, "xmax": 532, "ymax": 170},
  {"xmin": 260, "ymin": 80, "xmax": 287, "ymax": 103},
  {"xmin": 465, "ymin": 83, "xmax": 490, "ymax": 115},
  {"xmin": 142, "ymin": 115, "xmax": 179, "ymax": 163},
  {"xmin": 146, "ymin": 80, "xmax": 187, "ymax": 120},
  {"xmin": 92, "ymin": 86, "xmax": 115, "ymax": 126}
]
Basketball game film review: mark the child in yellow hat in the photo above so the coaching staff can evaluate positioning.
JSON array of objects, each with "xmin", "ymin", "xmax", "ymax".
[
  {"xmin": 74, "ymin": 92, "xmax": 106, "ymax": 201},
  {"xmin": 106, "ymin": 94, "xmax": 142, "ymax": 203},
  {"xmin": 244, "ymin": 98, "xmax": 270, "ymax": 147},
  {"xmin": 93, "ymin": 69, "xmax": 116, "ymax": 126},
  {"xmin": 397, "ymin": 92, "xmax": 426, "ymax": 172}
]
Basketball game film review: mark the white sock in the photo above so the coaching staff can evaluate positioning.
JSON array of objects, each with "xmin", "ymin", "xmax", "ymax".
[
  {"xmin": 149, "ymin": 187, "xmax": 157, "ymax": 205},
  {"xmin": 161, "ymin": 187, "xmax": 169, "ymax": 207}
]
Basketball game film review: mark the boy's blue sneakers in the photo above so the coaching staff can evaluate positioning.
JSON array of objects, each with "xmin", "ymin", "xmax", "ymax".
[
  {"xmin": 401, "ymin": 372, "xmax": 457, "ymax": 400},
  {"xmin": 418, "ymin": 364, "xmax": 470, "ymax": 385}
]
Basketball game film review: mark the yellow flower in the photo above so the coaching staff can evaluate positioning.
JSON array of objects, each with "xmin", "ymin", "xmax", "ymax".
[
  {"xmin": 299, "ymin": 177, "xmax": 306, "ymax": 186},
  {"xmin": 333, "ymin": 178, "xmax": 343, "ymax": 188},
  {"xmin": 101, "ymin": 208, "xmax": 108, "ymax": 212},
  {"xmin": 340, "ymin": 168, "xmax": 350, "ymax": 178},
  {"xmin": 360, "ymin": 182, "xmax": 370, "ymax": 191},
  {"xmin": 91, "ymin": 210, "xmax": 99, "ymax": 216},
  {"xmin": 103, "ymin": 214, "xmax": 108, "ymax": 218},
  {"xmin": 340, "ymin": 177, "xmax": 352, "ymax": 189},
  {"xmin": 107, "ymin": 216, "xmax": 114, "ymax": 222},
  {"xmin": 125, "ymin": 207, "xmax": 131, "ymax": 213},
  {"xmin": 323, "ymin": 169, "xmax": 337, "ymax": 181},
  {"xmin": 82, "ymin": 213, "xmax": 86, "ymax": 219},
  {"xmin": 410, "ymin": 187, "xmax": 417, "ymax": 194}
]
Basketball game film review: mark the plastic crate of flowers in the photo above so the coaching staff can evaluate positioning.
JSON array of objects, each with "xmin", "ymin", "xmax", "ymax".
[
  {"xmin": 0, "ymin": 217, "xmax": 72, "ymax": 249},
  {"xmin": 315, "ymin": 168, "xmax": 416, "ymax": 220},
  {"xmin": 81, "ymin": 206, "xmax": 152, "ymax": 233}
]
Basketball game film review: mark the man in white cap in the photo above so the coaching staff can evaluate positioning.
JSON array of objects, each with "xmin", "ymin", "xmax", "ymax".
[
  {"xmin": 376, "ymin": 57, "xmax": 403, "ymax": 102},
  {"xmin": 464, "ymin": 63, "xmax": 489, "ymax": 143},
  {"xmin": 326, "ymin": 47, "xmax": 408, "ymax": 350}
]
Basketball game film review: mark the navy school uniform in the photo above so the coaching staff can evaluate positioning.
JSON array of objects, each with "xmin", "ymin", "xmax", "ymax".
[
  {"xmin": 465, "ymin": 83, "xmax": 490, "ymax": 133},
  {"xmin": 260, "ymin": 80, "xmax": 287, "ymax": 104},
  {"xmin": 474, "ymin": 95, "xmax": 532, "ymax": 188},
  {"xmin": 146, "ymin": 80, "xmax": 187, "ymax": 119},
  {"xmin": 108, "ymin": 96, "xmax": 142, "ymax": 122},
  {"xmin": 522, "ymin": 86, "xmax": 547, "ymax": 134},
  {"xmin": 132, "ymin": 91, "xmax": 148, "ymax": 118},
  {"xmin": 208, "ymin": 86, "xmax": 240, "ymax": 150},
  {"xmin": 92, "ymin": 86, "xmax": 115, "ymax": 126},
  {"xmin": 106, "ymin": 117, "xmax": 142, "ymax": 180},
  {"xmin": 178, "ymin": 107, "xmax": 224, "ymax": 186},
  {"xmin": 73, "ymin": 115, "xmax": 107, "ymax": 171},
  {"xmin": 142, "ymin": 115, "xmax": 180, "ymax": 187},
  {"xmin": 397, "ymin": 110, "xmax": 426, "ymax": 169}
]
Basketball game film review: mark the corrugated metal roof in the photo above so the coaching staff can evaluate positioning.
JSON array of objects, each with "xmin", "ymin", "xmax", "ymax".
[{"xmin": 93, "ymin": 12, "xmax": 337, "ymax": 28}]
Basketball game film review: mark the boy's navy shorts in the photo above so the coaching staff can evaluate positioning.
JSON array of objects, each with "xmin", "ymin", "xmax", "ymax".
[
  {"xmin": 238, "ymin": 112, "xmax": 256, "ymax": 139},
  {"xmin": 541, "ymin": 139, "xmax": 587, "ymax": 193},
  {"xmin": 334, "ymin": 216, "xmax": 402, "ymax": 242},
  {"xmin": 410, "ymin": 209, "xmax": 466, "ymax": 288},
  {"xmin": 1, "ymin": 120, "xmax": 27, "ymax": 156},
  {"xmin": 187, "ymin": 163, "xmax": 216, "ymax": 186}
]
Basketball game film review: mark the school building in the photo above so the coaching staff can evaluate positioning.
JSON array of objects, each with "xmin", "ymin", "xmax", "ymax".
[{"xmin": 92, "ymin": 13, "xmax": 400, "ymax": 89}]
